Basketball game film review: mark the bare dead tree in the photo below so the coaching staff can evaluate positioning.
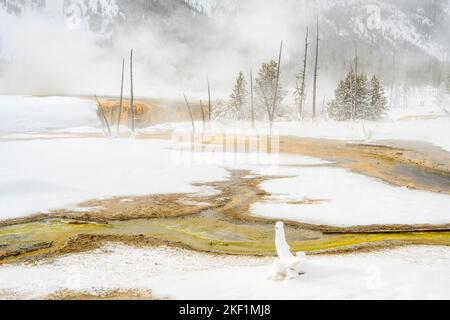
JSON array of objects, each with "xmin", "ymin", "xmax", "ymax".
[
  {"xmin": 200, "ymin": 100, "xmax": 206, "ymax": 132},
  {"xmin": 95, "ymin": 95, "xmax": 111, "ymax": 137},
  {"xmin": 250, "ymin": 69, "xmax": 255, "ymax": 129},
  {"xmin": 270, "ymin": 40, "xmax": 283, "ymax": 130},
  {"xmin": 129, "ymin": 49, "xmax": 136, "ymax": 135},
  {"xmin": 300, "ymin": 28, "xmax": 309, "ymax": 121},
  {"xmin": 117, "ymin": 58, "xmax": 125, "ymax": 135},
  {"xmin": 207, "ymin": 76, "xmax": 212, "ymax": 122},
  {"xmin": 295, "ymin": 27, "xmax": 309, "ymax": 122},
  {"xmin": 390, "ymin": 53, "xmax": 396, "ymax": 109},
  {"xmin": 183, "ymin": 94, "xmax": 196, "ymax": 134},
  {"xmin": 321, "ymin": 95, "xmax": 327, "ymax": 118},
  {"xmin": 258, "ymin": 81, "xmax": 272, "ymax": 123},
  {"xmin": 312, "ymin": 17, "xmax": 320, "ymax": 120}
]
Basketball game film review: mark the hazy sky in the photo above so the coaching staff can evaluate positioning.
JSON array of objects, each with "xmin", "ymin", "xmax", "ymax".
[{"xmin": 0, "ymin": 0, "xmax": 448, "ymax": 100}]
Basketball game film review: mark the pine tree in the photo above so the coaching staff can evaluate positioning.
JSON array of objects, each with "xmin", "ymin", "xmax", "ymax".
[
  {"xmin": 355, "ymin": 73, "xmax": 371, "ymax": 120},
  {"xmin": 329, "ymin": 70, "xmax": 387, "ymax": 121},
  {"xmin": 211, "ymin": 99, "xmax": 227, "ymax": 121},
  {"xmin": 229, "ymin": 71, "xmax": 249, "ymax": 120},
  {"xmin": 255, "ymin": 60, "xmax": 286, "ymax": 121},
  {"xmin": 328, "ymin": 73, "xmax": 354, "ymax": 121},
  {"xmin": 369, "ymin": 75, "xmax": 388, "ymax": 119}
]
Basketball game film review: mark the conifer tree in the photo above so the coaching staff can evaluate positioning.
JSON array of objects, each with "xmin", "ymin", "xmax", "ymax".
[
  {"xmin": 369, "ymin": 75, "xmax": 388, "ymax": 119},
  {"xmin": 355, "ymin": 73, "xmax": 371, "ymax": 119},
  {"xmin": 255, "ymin": 60, "xmax": 286, "ymax": 121},
  {"xmin": 329, "ymin": 70, "xmax": 388, "ymax": 121},
  {"xmin": 328, "ymin": 72, "xmax": 354, "ymax": 121},
  {"xmin": 229, "ymin": 71, "xmax": 249, "ymax": 120}
]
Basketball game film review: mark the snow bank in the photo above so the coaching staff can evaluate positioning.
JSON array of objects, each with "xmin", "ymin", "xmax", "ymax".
[
  {"xmin": 0, "ymin": 96, "xmax": 98, "ymax": 134},
  {"xmin": 0, "ymin": 136, "xmax": 325, "ymax": 220},
  {"xmin": 0, "ymin": 245, "xmax": 449, "ymax": 300},
  {"xmin": 275, "ymin": 118, "xmax": 450, "ymax": 152},
  {"xmin": 0, "ymin": 138, "xmax": 229, "ymax": 220},
  {"xmin": 252, "ymin": 166, "xmax": 450, "ymax": 227},
  {"xmin": 145, "ymin": 116, "xmax": 450, "ymax": 152},
  {"xmin": 2, "ymin": 95, "xmax": 447, "ymax": 151}
]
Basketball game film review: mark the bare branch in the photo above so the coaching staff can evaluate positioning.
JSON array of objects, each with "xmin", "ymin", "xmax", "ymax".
[
  {"xmin": 95, "ymin": 95, "xmax": 111, "ymax": 137},
  {"xmin": 183, "ymin": 94, "xmax": 196, "ymax": 134},
  {"xmin": 271, "ymin": 40, "xmax": 283, "ymax": 123},
  {"xmin": 200, "ymin": 100, "xmax": 206, "ymax": 132},
  {"xmin": 129, "ymin": 49, "xmax": 135, "ymax": 135},
  {"xmin": 312, "ymin": 17, "xmax": 320, "ymax": 120},
  {"xmin": 117, "ymin": 58, "xmax": 125, "ymax": 135}
]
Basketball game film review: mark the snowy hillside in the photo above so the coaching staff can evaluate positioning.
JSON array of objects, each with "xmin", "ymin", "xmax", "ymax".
[
  {"xmin": 1, "ymin": 0, "xmax": 448, "ymax": 61},
  {"xmin": 320, "ymin": 0, "xmax": 450, "ymax": 61},
  {"xmin": 0, "ymin": 0, "xmax": 448, "ymax": 95}
]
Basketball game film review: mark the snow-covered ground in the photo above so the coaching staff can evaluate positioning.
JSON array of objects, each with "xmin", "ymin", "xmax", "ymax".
[
  {"xmin": 0, "ymin": 136, "xmax": 324, "ymax": 220},
  {"xmin": 1, "ymin": 95, "xmax": 448, "ymax": 152},
  {"xmin": 2, "ymin": 133, "xmax": 449, "ymax": 226},
  {"xmin": 0, "ymin": 95, "xmax": 449, "ymax": 227},
  {"xmin": 0, "ymin": 96, "xmax": 98, "ymax": 134},
  {"xmin": 0, "ymin": 245, "xmax": 449, "ymax": 300},
  {"xmin": 148, "ymin": 114, "xmax": 450, "ymax": 153},
  {"xmin": 251, "ymin": 166, "xmax": 450, "ymax": 227},
  {"xmin": 0, "ymin": 138, "xmax": 228, "ymax": 219}
]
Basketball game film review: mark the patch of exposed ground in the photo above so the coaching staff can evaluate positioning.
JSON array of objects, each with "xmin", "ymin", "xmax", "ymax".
[
  {"xmin": 1, "ymin": 169, "xmax": 450, "ymax": 265},
  {"xmin": 1, "ymin": 123, "xmax": 450, "ymax": 264},
  {"xmin": 97, "ymin": 97, "xmax": 204, "ymax": 128},
  {"xmin": 46, "ymin": 289, "xmax": 158, "ymax": 300},
  {"xmin": 56, "ymin": 193, "xmax": 218, "ymax": 222},
  {"xmin": 187, "ymin": 133, "xmax": 450, "ymax": 194},
  {"xmin": 0, "ymin": 241, "xmax": 53, "ymax": 261}
]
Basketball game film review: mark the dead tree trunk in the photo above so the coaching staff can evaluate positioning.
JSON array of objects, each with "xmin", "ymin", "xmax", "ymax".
[
  {"xmin": 207, "ymin": 77, "xmax": 212, "ymax": 122},
  {"xmin": 390, "ymin": 54, "xmax": 396, "ymax": 109},
  {"xmin": 312, "ymin": 18, "xmax": 320, "ymax": 120},
  {"xmin": 129, "ymin": 49, "xmax": 136, "ymax": 135},
  {"xmin": 352, "ymin": 41, "xmax": 358, "ymax": 121},
  {"xmin": 321, "ymin": 95, "xmax": 326, "ymax": 118},
  {"xmin": 95, "ymin": 95, "xmax": 111, "ymax": 137},
  {"xmin": 258, "ymin": 81, "xmax": 272, "ymax": 124},
  {"xmin": 183, "ymin": 94, "xmax": 196, "ymax": 134},
  {"xmin": 250, "ymin": 69, "xmax": 255, "ymax": 129},
  {"xmin": 117, "ymin": 58, "xmax": 125, "ymax": 135},
  {"xmin": 200, "ymin": 100, "xmax": 206, "ymax": 132},
  {"xmin": 271, "ymin": 40, "xmax": 283, "ymax": 131},
  {"xmin": 299, "ymin": 27, "xmax": 309, "ymax": 121}
]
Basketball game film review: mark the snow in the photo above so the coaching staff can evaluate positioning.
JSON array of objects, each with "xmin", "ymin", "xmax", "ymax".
[
  {"xmin": 252, "ymin": 166, "xmax": 450, "ymax": 227},
  {"xmin": 0, "ymin": 94, "xmax": 448, "ymax": 227},
  {"xmin": 270, "ymin": 118, "xmax": 450, "ymax": 152},
  {"xmin": 0, "ymin": 96, "xmax": 98, "ymax": 134},
  {"xmin": 0, "ymin": 138, "xmax": 229, "ymax": 220},
  {"xmin": 0, "ymin": 136, "xmax": 329, "ymax": 220},
  {"xmin": 0, "ymin": 245, "xmax": 449, "ymax": 300},
  {"xmin": 145, "ymin": 113, "xmax": 450, "ymax": 153},
  {"xmin": 274, "ymin": 222, "xmax": 306, "ymax": 279}
]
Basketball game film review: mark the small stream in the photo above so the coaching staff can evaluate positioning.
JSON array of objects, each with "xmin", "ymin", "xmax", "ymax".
[{"xmin": 1, "ymin": 135, "xmax": 450, "ymax": 264}]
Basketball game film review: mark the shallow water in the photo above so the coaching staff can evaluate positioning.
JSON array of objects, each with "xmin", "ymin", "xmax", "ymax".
[
  {"xmin": 1, "ymin": 135, "xmax": 450, "ymax": 263},
  {"xmin": 2, "ymin": 216, "xmax": 450, "ymax": 265},
  {"xmin": 395, "ymin": 165, "xmax": 450, "ymax": 192}
]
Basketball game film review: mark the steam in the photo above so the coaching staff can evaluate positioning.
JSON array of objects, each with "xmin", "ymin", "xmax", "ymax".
[
  {"xmin": 0, "ymin": 0, "xmax": 317, "ymax": 99},
  {"xmin": 0, "ymin": 0, "xmax": 448, "ymax": 103}
]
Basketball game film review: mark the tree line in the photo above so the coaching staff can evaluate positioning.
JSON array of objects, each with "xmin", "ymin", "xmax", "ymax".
[
  {"xmin": 218, "ymin": 19, "xmax": 390, "ymax": 123},
  {"xmin": 328, "ymin": 70, "xmax": 388, "ymax": 121}
]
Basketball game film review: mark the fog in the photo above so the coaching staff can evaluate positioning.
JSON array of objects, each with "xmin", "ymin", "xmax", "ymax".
[{"xmin": 0, "ymin": 0, "xmax": 448, "ymax": 103}]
